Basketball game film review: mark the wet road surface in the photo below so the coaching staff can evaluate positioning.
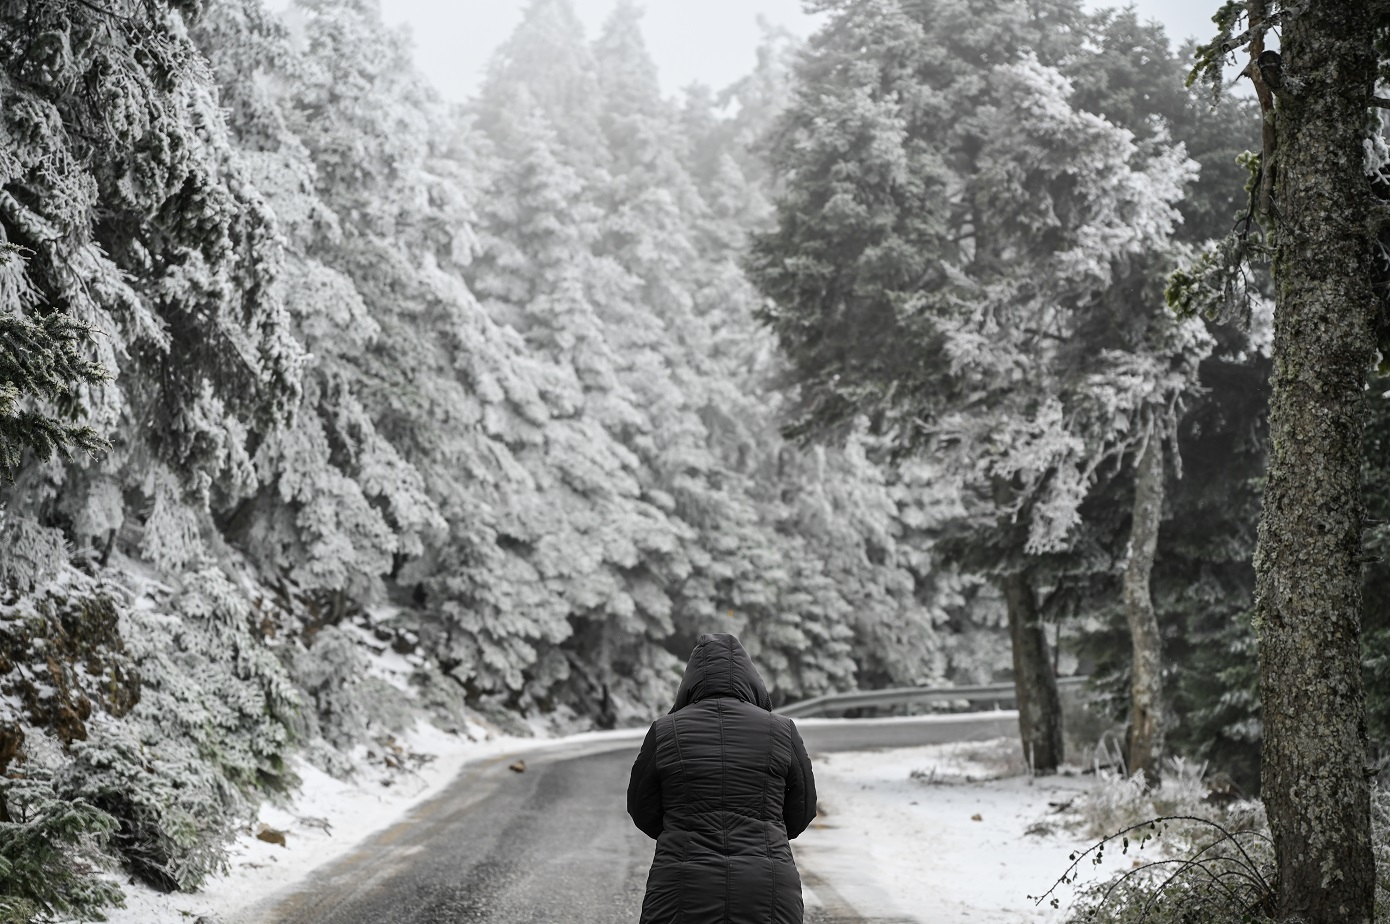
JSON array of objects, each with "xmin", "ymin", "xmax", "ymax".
[{"xmin": 239, "ymin": 712, "xmax": 1017, "ymax": 924}]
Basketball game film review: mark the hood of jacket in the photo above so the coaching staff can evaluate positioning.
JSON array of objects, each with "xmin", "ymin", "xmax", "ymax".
[{"xmin": 669, "ymin": 633, "xmax": 773, "ymax": 713}]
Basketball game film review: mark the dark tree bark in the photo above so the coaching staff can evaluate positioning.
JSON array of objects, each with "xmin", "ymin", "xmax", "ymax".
[
  {"xmin": 1124, "ymin": 436, "xmax": 1166, "ymax": 783},
  {"xmin": 0, "ymin": 721, "xmax": 21, "ymax": 823},
  {"xmin": 1002, "ymin": 570, "xmax": 1062, "ymax": 774},
  {"xmin": 1256, "ymin": 2, "xmax": 1378, "ymax": 921}
]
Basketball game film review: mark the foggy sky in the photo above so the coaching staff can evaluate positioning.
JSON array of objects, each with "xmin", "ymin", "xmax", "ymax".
[{"xmin": 379, "ymin": 0, "xmax": 1222, "ymax": 102}]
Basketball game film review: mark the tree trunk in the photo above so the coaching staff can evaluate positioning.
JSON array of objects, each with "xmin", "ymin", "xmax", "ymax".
[
  {"xmin": 1257, "ymin": 2, "xmax": 1377, "ymax": 921},
  {"xmin": 1002, "ymin": 570, "xmax": 1062, "ymax": 774},
  {"xmin": 1123, "ymin": 435, "xmax": 1165, "ymax": 784}
]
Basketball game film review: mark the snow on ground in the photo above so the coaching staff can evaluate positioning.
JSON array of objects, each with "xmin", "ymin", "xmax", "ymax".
[
  {"xmin": 794, "ymin": 738, "xmax": 1131, "ymax": 923},
  {"xmin": 97, "ymin": 724, "xmax": 1126, "ymax": 924},
  {"xmin": 98, "ymin": 720, "xmax": 655, "ymax": 924},
  {"xmin": 99, "ymin": 720, "xmax": 530, "ymax": 924}
]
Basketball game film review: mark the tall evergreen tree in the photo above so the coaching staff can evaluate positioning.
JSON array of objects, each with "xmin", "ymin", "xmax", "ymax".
[
  {"xmin": 1051, "ymin": 8, "xmax": 1268, "ymax": 781},
  {"xmin": 191, "ymin": 0, "xmax": 443, "ymax": 605},
  {"xmin": 267, "ymin": 0, "xmax": 604, "ymax": 705},
  {"xmin": 748, "ymin": 0, "xmax": 1195, "ymax": 771},
  {"xmin": 1184, "ymin": 2, "xmax": 1381, "ymax": 918},
  {"xmin": 0, "ymin": 0, "xmax": 302, "ymax": 567},
  {"xmin": 465, "ymin": 94, "xmax": 694, "ymax": 712}
]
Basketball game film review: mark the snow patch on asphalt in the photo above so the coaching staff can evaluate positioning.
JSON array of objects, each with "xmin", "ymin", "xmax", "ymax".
[{"xmin": 795, "ymin": 738, "xmax": 1131, "ymax": 923}]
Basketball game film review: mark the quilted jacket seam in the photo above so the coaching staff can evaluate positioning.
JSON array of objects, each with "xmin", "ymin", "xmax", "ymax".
[
  {"xmin": 717, "ymin": 698, "xmax": 731, "ymax": 924},
  {"xmin": 761, "ymin": 715, "xmax": 774, "ymax": 858},
  {"xmin": 670, "ymin": 716, "xmax": 691, "ymax": 865}
]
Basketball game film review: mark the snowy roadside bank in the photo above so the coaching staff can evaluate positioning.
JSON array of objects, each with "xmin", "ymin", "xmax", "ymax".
[
  {"xmin": 97, "ymin": 721, "xmax": 644, "ymax": 924},
  {"xmin": 794, "ymin": 738, "xmax": 1129, "ymax": 923}
]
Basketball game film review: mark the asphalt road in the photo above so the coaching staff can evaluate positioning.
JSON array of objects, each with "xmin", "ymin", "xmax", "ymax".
[{"xmin": 238, "ymin": 711, "xmax": 1018, "ymax": 924}]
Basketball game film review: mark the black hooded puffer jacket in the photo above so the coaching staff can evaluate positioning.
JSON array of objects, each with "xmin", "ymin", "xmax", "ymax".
[{"xmin": 627, "ymin": 634, "xmax": 816, "ymax": 924}]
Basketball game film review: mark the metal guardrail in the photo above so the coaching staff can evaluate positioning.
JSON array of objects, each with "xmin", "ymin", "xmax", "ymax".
[{"xmin": 775, "ymin": 676, "xmax": 1091, "ymax": 718}]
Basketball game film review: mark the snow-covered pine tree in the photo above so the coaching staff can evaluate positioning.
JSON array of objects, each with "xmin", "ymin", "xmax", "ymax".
[
  {"xmin": 474, "ymin": 0, "xmax": 608, "ymax": 178},
  {"xmin": 258, "ymin": 0, "xmax": 543, "ymax": 700},
  {"xmin": 748, "ymin": 0, "xmax": 1196, "ymax": 771},
  {"xmin": 591, "ymin": 6, "xmax": 878, "ymax": 700},
  {"xmin": 2, "ymin": 0, "xmax": 310, "ymax": 902},
  {"xmin": 0, "ymin": 0, "xmax": 303, "ymax": 565},
  {"xmin": 466, "ymin": 73, "xmax": 694, "ymax": 715},
  {"xmin": 679, "ymin": 19, "xmax": 797, "ymax": 215},
  {"xmin": 192, "ymin": 0, "xmax": 444, "ymax": 607},
  {"xmin": 250, "ymin": 0, "xmax": 672, "ymax": 715},
  {"xmin": 1057, "ymin": 8, "xmax": 1268, "ymax": 783}
]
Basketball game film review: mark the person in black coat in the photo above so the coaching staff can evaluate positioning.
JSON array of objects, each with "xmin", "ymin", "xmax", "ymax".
[{"xmin": 627, "ymin": 633, "xmax": 817, "ymax": 924}]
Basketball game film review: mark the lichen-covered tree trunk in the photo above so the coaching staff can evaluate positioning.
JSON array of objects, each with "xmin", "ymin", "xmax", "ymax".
[
  {"xmin": 1124, "ymin": 436, "xmax": 1165, "ymax": 783},
  {"xmin": 1257, "ymin": 2, "xmax": 1377, "ymax": 921},
  {"xmin": 1002, "ymin": 571, "xmax": 1062, "ymax": 773}
]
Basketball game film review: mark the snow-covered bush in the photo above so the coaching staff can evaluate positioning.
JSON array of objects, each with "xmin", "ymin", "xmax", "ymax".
[
  {"xmin": 61, "ymin": 567, "xmax": 302, "ymax": 891},
  {"xmin": 1047, "ymin": 783, "xmax": 1390, "ymax": 923},
  {"xmin": 1148, "ymin": 759, "xmax": 1219, "ymax": 818},
  {"xmin": 0, "ymin": 568, "xmax": 134, "ymax": 913},
  {"xmin": 1071, "ymin": 757, "xmax": 1246, "ymax": 840},
  {"xmin": 291, "ymin": 625, "xmax": 371, "ymax": 753},
  {"xmin": 1054, "ymin": 821, "xmax": 1275, "ymax": 924},
  {"xmin": 60, "ymin": 723, "xmax": 237, "ymax": 893},
  {"xmin": 1, "ymin": 564, "xmax": 302, "ymax": 900},
  {"xmin": 1044, "ymin": 758, "xmax": 1280, "ymax": 923},
  {"xmin": 0, "ymin": 515, "xmax": 68, "ymax": 594},
  {"xmin": 1074, "ymin": 770, "xmax": 1152, "ymax": 840},
  {"xmin": 123, "ymin": 568, "xmax": 300, "ymax": 796},
  {"xmin": 409, "ymin": 662, "xmax": 495, "ymax": 736},
  {"xmin": 1046, "ymin": 799, "xmax": 1274, "ymax": 922},
  {"xmin": 360, "ymin": 677, "xmax": 419, "ymax": 738},
  {"xmin": 0, "ymin": 771, "xmax": 121, "ymax": 921}
]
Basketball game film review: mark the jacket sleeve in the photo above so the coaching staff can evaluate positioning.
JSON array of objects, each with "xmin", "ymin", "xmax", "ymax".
[
  {"xmin": 782, "ymin": 720, "xmax": 817, "ymax": 839},
  {"xmin": 627, "ymin": 722, "xmax": 664, "ymax": 839}
]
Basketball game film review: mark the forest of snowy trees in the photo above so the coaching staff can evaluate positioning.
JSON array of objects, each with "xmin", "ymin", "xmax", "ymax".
[{"xmin": 3, "ymin": 0, "xmax": 1390, "ymax": 919}]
